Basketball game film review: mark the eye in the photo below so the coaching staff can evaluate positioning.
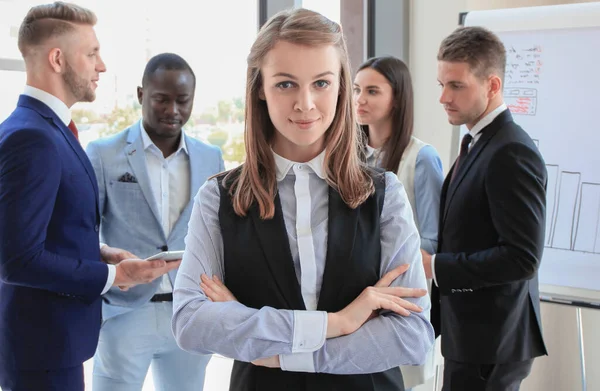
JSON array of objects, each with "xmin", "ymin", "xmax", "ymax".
[
  {"xmin": 275, "ymin": 81, "xmax": 295, "ymax": 89},
  {"xmin": 368, "ymin": 89, "xmax": 378, "ymax": 95},
  {"xmin": 314, "ymin": 80, "xmax": 330, "ymax": 89},
  {"xmin": 353, "ymin": 87, "xmax": 360, "ymax": 94}
]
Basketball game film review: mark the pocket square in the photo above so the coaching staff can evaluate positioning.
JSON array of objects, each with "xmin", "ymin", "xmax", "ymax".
[{"xmin": 117, "ymin": 172, "xmax": 138, "ymax": 183}]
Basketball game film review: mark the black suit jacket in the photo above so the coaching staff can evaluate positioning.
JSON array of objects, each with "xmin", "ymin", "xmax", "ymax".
[{"xmin": 431, "ymin": 109, "xmax": 548, "ymax": 365}]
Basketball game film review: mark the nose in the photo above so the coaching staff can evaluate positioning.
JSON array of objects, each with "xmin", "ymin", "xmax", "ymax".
[
  {"xmin": 355, "ymin": 91, "xmax": 367, "ymax": 105},
  {"xmin": 439, "ymin": 87, "xmax": 450, "ymax": 105},
  {"xmin": 165, "ymin": 101, "xmax": 179, "ymax": 115},
  {"xmin": 96, "ymin": 53, "xmax": 107, "ymax": 73},
  {"xmin": 294, "ymin": 87, "xmax": 316, "ymax": 112}
]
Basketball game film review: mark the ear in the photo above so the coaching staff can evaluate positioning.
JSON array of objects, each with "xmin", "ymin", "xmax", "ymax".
[
  {"xmin": 258, "ymin": 85, "xmax": 266, "ymax": 101},
  {"xmin": 488, "ymin": 74, "xmax": 502, "ymax": 98},
  {"xmin": 137, "ymin": 86, "xmax": 143, "ymax": 104},
  {"xmin": 48, "ymin": 47, "xmax": 64, "ymax": 73}
]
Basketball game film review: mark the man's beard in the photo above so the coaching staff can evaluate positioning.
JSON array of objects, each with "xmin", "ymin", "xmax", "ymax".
[{"xmin": 62, "ymin": 61, "xmax": 95, "ymax": 103}]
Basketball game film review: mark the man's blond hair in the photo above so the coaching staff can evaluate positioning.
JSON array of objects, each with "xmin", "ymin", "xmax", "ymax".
[{"xmin": 18, "ymin": 1, "xmax": 96, "ymax": 57}]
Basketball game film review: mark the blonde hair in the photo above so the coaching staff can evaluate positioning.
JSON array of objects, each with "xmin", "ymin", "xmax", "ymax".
[
  {"xmin": 18, "ymin": 1, "xmax": 97, "ymax": 57},
  {"xmin": 224, "ymin": 8, "xmax": 373, "ymax": 219}
]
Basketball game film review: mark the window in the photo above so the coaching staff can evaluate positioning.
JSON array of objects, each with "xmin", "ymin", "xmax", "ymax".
[{"xmin": 300, "ymin": 0, "xmax": 341, "ymax": 24}]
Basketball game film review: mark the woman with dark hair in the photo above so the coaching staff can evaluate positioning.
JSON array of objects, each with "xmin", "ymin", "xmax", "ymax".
[{"xmin": 354, "ymin": 56, "xmax": 444, "ymax": 391}]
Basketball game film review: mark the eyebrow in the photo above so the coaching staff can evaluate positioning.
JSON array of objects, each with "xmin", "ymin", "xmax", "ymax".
[
  {"xmin": 353, "ymin": 84, "xmax": 382, "ymax": 89},
  {"xmin": 272, "ymin": 71, "xmax": 335, "ymax": 79},
  {"xmin": 438, "ymin": 80, "xmax": 464, "ymax": 85}
]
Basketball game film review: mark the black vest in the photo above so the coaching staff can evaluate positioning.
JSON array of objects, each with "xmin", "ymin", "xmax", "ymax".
[{"xmin": 217, "ymin": 169, "xmax": 404, "ymax": 391}]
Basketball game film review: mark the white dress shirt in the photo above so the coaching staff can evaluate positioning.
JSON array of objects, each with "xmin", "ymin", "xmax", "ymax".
[
  {"xmin": 431, "ymin": 103, "xmax": 508, "ymax": 285},
  {"xmin": 22, "ymin": 85, "xmax": 116, "ymax": 294},
  {"xmin": 139, "ymin": 121, "xmax": 190, "ymax": 293}
]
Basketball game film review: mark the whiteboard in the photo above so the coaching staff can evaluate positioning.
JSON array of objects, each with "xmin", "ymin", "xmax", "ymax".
[{"xmin": 463, "ymin": 3, "xmax": 600, "ymax": 304}]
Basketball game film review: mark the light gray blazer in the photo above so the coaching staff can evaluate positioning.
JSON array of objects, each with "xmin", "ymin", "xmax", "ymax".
[{"xmin": 86, "ymin": 121, "xmax": 224, "ymax": 320}]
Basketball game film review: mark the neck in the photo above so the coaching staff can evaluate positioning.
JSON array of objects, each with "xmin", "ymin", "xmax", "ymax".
[
  {"xmin": 272, "ymin": 138, "xmax": 324, "ymax": 163},
  {"xmin": 26, "ymin": 73, "xmax": 75, "ymax": 108},
  {"xmin": 467, "ymin": 97, "xmax": 504, "ymax": 130},
  {"xmin": 366, "ymin": 120, "xmax": 392, "ymax": 149},
  {"xmin": 152, "ymin": 133, "xmax": 182, "ymax": 158}
]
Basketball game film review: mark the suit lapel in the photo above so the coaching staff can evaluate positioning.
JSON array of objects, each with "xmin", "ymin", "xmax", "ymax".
[
  {"xmin": 125, "ymin": 124, "xmax": 163, "ymax": 229},
  {"xmin": 250, "ymin": 194, "xmax": 306, "ymax": 310},
  {"xmin": 442, "ymin": 110, "xmax": 513, "ymax": 225},
  {"xmin": 55, "ymin": 119, "xmax": 100, "ymax": 209},
  {"xmin": 317, "ymin": 186, "xmax": 359, "ymax": 310},
  {"xmin": 18, "ymin": 96, "xmax": 100, "ymax": 213}
]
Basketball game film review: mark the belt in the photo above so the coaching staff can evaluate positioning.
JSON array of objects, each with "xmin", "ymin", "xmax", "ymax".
[{"xmin": 150, "ymin": 293, "xmax": 173, "ymax": 302}]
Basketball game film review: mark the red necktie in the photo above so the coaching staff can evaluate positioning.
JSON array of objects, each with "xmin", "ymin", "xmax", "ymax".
[{"xmin": 68, "ymin": 120, "xmax": 79, "ymax": 140}]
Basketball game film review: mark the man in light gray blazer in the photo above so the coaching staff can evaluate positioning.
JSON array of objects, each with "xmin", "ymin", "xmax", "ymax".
[{"xmin": 86, "ymin": 53, "xmax": 224, "ymax": 391}]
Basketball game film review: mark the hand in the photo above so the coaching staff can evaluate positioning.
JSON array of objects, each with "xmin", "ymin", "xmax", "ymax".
[
  {"xmin": 252, "ymin": 355, "xmax": 280, "ymax": 368},
  {"xmin": 101, "ymin": 245, "xmax": 137, "ymax": 265},
  {"xmin": 200, "ymin": 274, "xmax": 237, "ymax": 302},
  {"xmin": 113, "ymin": 259, "xmax": 181, "ymax": 289},
  {"xmin": 421, "ymin": 249, "xmax": 433, "ymax": 279},
  {"xmin": 327, "ymin": 264, "xmax": 427, "ymax": 338}
]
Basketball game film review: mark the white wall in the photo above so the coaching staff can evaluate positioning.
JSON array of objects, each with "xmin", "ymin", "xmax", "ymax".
[{"xmin": 409, "ymin": 1, "xmax": 600, "ymax": 390}]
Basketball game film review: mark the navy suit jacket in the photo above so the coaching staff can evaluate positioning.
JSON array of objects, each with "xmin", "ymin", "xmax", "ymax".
[{"xmin": 0, "ymin": 95, "xmax": 108, "ymax": 372}]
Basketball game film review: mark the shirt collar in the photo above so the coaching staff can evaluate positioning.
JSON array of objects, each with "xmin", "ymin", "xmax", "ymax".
[
  {"xmin": 23, "ymin": 85, "xmax": 71, "ymax": 126},
  {"xmin": 273, "ymin": 149, "xmax": 327, "ymax": 181},
  {"xmin": 365, "ymin": 143, "xmax": 378, "ymax": 159},
  {"xmin": 469, "ymin": 103, "xmax": 508, "ymax": 138},
  {"xmin": 139, "ymin": 120, "xmax": 188, "ymax": 155}
]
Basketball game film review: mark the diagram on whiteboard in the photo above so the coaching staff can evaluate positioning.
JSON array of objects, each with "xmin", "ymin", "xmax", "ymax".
[
  {"xmin": 505, "ymin": 88, "xmax": 537, "ymax": 115},
  {"xmin": 543, "ymin": 162, "xmax": 600, "ymax": 254}
]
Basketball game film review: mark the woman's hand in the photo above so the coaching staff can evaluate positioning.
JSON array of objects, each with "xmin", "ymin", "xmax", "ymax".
[
  {"xmin": 200, "ymin": 274, "xmax": 238, "ymax": 302},
  {"xmin": 327, "ymin": 264, "xmax": 427, "ymax": 338}
]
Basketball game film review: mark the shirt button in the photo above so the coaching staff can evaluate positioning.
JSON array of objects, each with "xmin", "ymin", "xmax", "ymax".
[
  {"xmin": 163, "ymin": 164, "xmax": 167, "ymax": 169},
  {"xmin": 94, "ymin": 224, "xmax": 99, "ymax": 232},
  {"xmin": 163, "ymin": 192, "xmax": 167, "ymax": 197}
]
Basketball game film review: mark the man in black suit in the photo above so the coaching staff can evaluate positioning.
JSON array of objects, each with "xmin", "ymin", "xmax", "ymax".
[{"xmin": 421, "ymin": 26, "xmax": 548, "ymax": 391}]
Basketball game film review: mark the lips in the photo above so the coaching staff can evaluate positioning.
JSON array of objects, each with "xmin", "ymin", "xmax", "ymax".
[{"xmin": 160, "ymin": 119, "xmax": 181, "ymax": 125}]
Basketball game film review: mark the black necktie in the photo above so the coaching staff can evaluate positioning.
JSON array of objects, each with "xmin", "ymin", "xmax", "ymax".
[{"xmin": 451, "ymin": 133, "xmax": 473, "ymax": 183}]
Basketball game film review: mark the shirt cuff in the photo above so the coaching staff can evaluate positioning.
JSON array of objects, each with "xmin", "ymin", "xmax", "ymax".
[
  {"xmin": 279, "ymin": 310, "xmax": 327, "ymax": 373},
  {"xmin": 431, "ymin": 254, "xmax": 438, "ymax": 287},
  {"xmin": 99, "ymin": 242, "xmax": 107, "ymax": 249},
  {"xmin": 101, "ymin": 264, "xmax": 116, "ymax": 295}
]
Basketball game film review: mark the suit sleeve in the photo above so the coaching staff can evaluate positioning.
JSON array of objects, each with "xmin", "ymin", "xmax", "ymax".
[
  {"xmin": 434, "ymin": 142, "xmax": 547, "ymax": 292},
  {"xmin": 0, "ymin": 128, "xmax": 107, "ymax": 301}
]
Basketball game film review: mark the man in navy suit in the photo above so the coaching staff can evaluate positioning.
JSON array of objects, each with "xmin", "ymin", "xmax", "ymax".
[
  {"xmin": 421, "ymin": 27, "xmax": 547, "ymax": 391},
  {"xmin": 0, "ymin": 3, "xmax": 180, "ymax": 391},
  {"xmin": 87, "ymin": 53, "xmax": 224, "ymax": 391}
]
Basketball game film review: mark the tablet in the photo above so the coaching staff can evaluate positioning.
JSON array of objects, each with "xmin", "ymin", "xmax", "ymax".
[{"xmin": 144, "ymin": 250, "xmax": 184, "ymax": 262}]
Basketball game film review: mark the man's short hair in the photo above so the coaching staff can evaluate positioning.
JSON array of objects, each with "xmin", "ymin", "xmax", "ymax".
[
  {"xmin": 18, "ymin": 1, "xmax": 97, "ymax": 57},
  {"xmin": 142, "ymin": 53, "xmax": 196, "ymax": 87},
  {"xmin": 438, "ymin": 26, "xmax": 506, "ymax": 82}
]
